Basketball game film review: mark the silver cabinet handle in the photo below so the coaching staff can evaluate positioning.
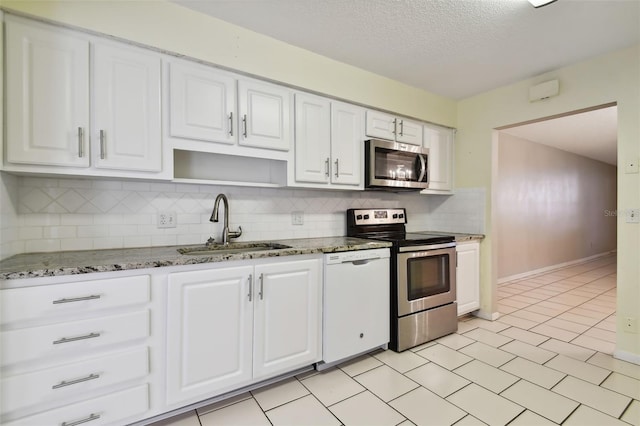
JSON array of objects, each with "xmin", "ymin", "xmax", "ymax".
[
  {"xmin": 325, "ymin": 158, "xmax": 330, "ymax": 177},
  {"xmin": 53, "ymin": 373, "xmax": 100, "ymax": 389},
  {"xmin": 399, "ymin": 119, "xmax": 404, "ymax": 136},
  {"xmin": 247, "ymin": 274, "xmax": 253, "ymax": 301},
  {"xmin": 393, "ymin": 118, "xmax": 397, "ymax": 135},
  {"xmin": 53, "ymin": 332, "xmax": 101, "ymax": 345},
  {"xmin": 53, "ymin": 295, "xmax": 101, "ymax": 305},
  {"xmin": 77, "ymin": 127, "xmax": 84, "ymax": 158},
  {"xmin": 99, "ymin": 130, "xmax": 106, "ymax": 159},
  {"xmin": 61, "ymin": 413, "xmax": 101, "ymax": 426},
  {"xmin": 242, "ymin": 114, "xmax": 248, "ymax": 138},
  {"xmin": 334, "ymin": 158, "xmax": 339, "ymax": 178},
  {"xmin": 259, "ymin": 273, "xmax": 264, "ymax": 300},
  {"xmin": 228, "ymin": 112, "xmax": 234, "ymax": 136}
]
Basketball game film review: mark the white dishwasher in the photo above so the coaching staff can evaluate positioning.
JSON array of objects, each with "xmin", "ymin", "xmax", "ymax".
[{"xmin": 320, "ymin": 248, "xmax": 390, "ymax": 368}]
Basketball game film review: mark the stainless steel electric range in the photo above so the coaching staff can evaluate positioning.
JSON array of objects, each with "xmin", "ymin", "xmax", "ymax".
[{"xmin": 347, "ymin": 208, "xmax": 458, "ymax": 351}]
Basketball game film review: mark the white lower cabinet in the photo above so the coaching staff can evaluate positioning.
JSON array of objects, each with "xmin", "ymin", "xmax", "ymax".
[
  {"xmin": 456, "ymin": 241, "xmax": 480, "ymax": 316},
  {"xmin": 166, "ymin": 256, "xmax": 322, "ymax": 406},
  {"xmin": 0, "ymin": 273, "xmax": 157, "ymax": 425},
  {"xmin": 5, "ymin": 384, "xmax": 149, "ymax": 426},
  {"xmin": 166, "ymin": 266, "xmax": 254, "ymax": 405}
]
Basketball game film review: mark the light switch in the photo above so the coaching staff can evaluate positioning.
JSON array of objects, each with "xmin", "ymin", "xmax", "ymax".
[
  {"xmin": 625, "ymin": 158, "xmax": 639, "ymax": 174},
  {"xmin": 292, "ymin": 211, "xmax": 304, "ymax": 225},
  {"xmin": 627, "ymin": 209, "xmax": 640, "ymax": 223}
]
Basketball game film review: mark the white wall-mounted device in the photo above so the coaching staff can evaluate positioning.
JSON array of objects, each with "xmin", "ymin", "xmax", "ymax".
[{"xmin": 529, "ymin": 79, "xmax": 560, "ymax": 102}]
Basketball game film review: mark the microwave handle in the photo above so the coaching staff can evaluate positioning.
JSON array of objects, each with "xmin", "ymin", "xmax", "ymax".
[{"xmin": 418, "ymin": 154, "xmax": 427, "ymax": 182}]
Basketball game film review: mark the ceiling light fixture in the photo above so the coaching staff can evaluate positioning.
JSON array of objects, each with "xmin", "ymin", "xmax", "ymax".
[{"xmin": 528, "ymin": 0, "xmax": 557, "ymax": 8}]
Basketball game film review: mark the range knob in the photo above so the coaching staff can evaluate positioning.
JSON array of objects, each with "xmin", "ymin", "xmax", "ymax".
[
  {"xmin": 392, "ymin": 214, "xmax": 398, "ymax": 219},
  {"xmin": 364, "ymin": 214, "xmax": 370, "ymax": 220},
  {"xmin": 356, "ymin": 215, "xmax": 363, "ymax": 220},
  {"xmin": 399, "ymin": 213, "xmax": 404, "ymax": 219}
]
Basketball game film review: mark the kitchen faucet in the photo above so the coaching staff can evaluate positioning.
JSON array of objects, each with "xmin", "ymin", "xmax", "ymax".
[{"xmin": 210, "ymin": 194, "xmax": 242, "ymax": 245}]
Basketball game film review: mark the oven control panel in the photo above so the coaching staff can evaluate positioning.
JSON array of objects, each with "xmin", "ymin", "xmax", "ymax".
[{"xmin": 349, "ymin": 208, "xmax": 406, "ymax": 225}]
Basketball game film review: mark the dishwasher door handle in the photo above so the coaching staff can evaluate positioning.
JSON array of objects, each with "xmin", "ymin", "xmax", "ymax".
[{"xmin": 343, "ymin": 258, "xmax": 379, "ymax": 265}]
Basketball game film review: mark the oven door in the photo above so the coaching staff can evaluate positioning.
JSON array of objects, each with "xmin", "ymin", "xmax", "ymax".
[{"xmin": 396, "ymin": 244, "xmax": 456, "ymax": 317}]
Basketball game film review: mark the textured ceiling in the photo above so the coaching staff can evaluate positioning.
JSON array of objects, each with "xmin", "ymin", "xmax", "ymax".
[{"xmin": 171, "ymin": 0, "xmax": 640, "ymax": 100}]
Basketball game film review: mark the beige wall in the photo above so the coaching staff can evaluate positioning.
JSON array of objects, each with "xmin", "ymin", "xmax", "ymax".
[
  {"xmin": 496, "ymin": 132, "xmax": 617, "ymax": 280},
  {"xmin": 457, "ymin": 45, "xmax": 640, "ymax": 359}
]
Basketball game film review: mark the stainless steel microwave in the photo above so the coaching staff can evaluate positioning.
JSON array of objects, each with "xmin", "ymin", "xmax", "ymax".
[{"xmin": 365, "ymin": 139, "xmax": 429, "ymax": 191}]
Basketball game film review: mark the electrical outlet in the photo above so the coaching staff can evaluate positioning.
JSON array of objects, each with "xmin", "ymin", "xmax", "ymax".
[
  {"xmin": 627, "ymin": 209, "xmax": 640, "ymax": 223},
  {"xmin": 624, "ymin": 317, "xmax": 638, "ymax": 333},
  {"xmin": 158, "ymin": 211, "xmax": 177, "ymax": 228},
  {"xmin": 292, "ymin": 211, "xmax": 304, "ymax": 225}
]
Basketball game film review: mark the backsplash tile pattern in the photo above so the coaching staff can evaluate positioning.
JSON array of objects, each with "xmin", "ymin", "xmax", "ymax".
[{"xmin": 5, "ymin": 176, "xmax": 484, "ymax": 257}]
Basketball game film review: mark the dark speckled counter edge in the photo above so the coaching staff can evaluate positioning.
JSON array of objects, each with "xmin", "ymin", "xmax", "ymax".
[{"xmin": 0, "ymin": 237, "xmax": 392, "ymax": 281}]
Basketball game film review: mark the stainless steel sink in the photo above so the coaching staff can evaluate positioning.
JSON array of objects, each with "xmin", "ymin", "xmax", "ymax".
[{"xmin": 178, "ymin": 242, "xmax": 291, "ymax": 255}]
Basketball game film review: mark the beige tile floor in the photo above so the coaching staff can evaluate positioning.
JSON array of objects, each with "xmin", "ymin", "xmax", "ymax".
[{"xmin": 153, "ymin": 254, "xmax": 640, "ymax": 426}]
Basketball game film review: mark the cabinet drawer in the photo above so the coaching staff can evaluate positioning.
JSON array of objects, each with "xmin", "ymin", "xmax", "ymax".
[
  {"xmin": 1, "ymin": 310, "xmax": 149, "ymax": 366},
  {"xmin": 2, "ymin": 347, "xmax": 149, "ymax": 414},
  {"xmin": 1, "ymin": 275, "xmax": 150, "ymax": 325},
  {"xmin": 5, "ymin": 384, "xmax": 149, "ymax": 426}
]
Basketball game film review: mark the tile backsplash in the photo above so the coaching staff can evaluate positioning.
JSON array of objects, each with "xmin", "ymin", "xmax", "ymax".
[{"xmin": 1, "ymin": 174, "xmax": 485, "ymax": 259}]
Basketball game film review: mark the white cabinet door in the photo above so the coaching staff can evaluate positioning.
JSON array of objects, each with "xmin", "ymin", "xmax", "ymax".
[
  {"xmin": 238, "ymin": 79, "xmax": 291, "ymax": 151},
  {"xmin": 396, "ymin": 118, "xmax": 423, "ymax": 145},
  {"xmin": 92, "ymin": 42, "xmax": 162, "ymax": 172},
  {"xmin": 422, "ymin": 123, "xmax": 454, "ymax": 193},
  {"xmin": 294, "ymin": 93, "xmax": 331, "ymax": 183},
  {"xmin": 5, "ymin": 16, "xmax": 90, "ymax": 168},
  {"xmin": 456, "ymin": 242, "xmax": 480, "ymax": 316},
  {"xmin": 166, "ymin": 266, "xmax": 254, "ymax": 405},
  {"xmin": 365, "ymin": 110, "xmax": 396, "ymax": 141},
  {"xmin": 169, "ymin": 60, "xmax": 236, "ymax": 144},
  {"xmin": 253, "ymin": 259, "xmax": 322, "ymax": 381},
  {"xmin": 330, "ymin": 101, "xmax": 363, "ymax": 186}
]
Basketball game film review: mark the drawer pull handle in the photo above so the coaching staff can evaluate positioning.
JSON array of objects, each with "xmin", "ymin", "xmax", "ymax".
[
  {"xmin": 52, "ymin": 373, "xmax": 100, "ymax": 389},
  {"xmin": 229, "ymin": 112, "xmax": 234, "ymax": 136},
  {"xmin": 53, "ymin": 332, "xmax": 101, "ymax": 345},
  {"xmin": 61, "ymin": 413, "xmax": 101, "ymax": 426},
  {"xmin": 53, "ymin": 295, "xmax": 101, "ymax": 304}
]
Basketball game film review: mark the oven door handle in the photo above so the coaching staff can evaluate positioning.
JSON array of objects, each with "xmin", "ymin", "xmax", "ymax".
[{"xmin": 398, "ymin": 242, "xmax": 456, "ymax": 252}]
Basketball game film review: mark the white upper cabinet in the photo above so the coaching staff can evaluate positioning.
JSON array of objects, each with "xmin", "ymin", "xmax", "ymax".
[
  {"xmin": 238, "ymin": 78, "xmax": 291, "ymax": 151},
  {"xmin": 330, "ymin": 101, "xmax": 363, "ymax": 186},
  {"xmin": 5, "ymin": 16, "xmax": 90, "ymax": 167},
  {"xmin": 422, "ymin": 123, "xmax": 454, "ymax": 194},
  {"xmin": 293, "ymin": 93, "xmax": 363, "ymax": 188},
  {"xmin": 168, "ymin": 60, "xmax": 236, "ymax": 144},
  {"xmin": 294, "ymin": 93, "xmax": 331, "ymax": 183},
  {"xmin": 92, "ymin": 42, "xmax": 162, "ymax": 172},
  {"xmin": 3, "ymin": 16, "xmax": 165, "ymax": 178},
  {"xmin": 365, "ymin": 110, "xmax": 423, "ymax": 146}
]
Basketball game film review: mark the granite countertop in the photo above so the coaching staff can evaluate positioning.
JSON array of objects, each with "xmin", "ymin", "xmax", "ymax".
[{"xmin": 0, "ymin": 237, "xmax": 392, "ymax": 281}]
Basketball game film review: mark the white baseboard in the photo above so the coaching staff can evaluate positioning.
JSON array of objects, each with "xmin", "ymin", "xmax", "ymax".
[
  {"xmin": 498, "ymin": 251, "xmax": 617, "ymax": 284},
  {"xmin": 614, "ymin": 349, "xmax": 640, "ymax": 366},
  {"xmin": 474, "ymin": 310, "xmax": 500, "ymax": 321}
]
